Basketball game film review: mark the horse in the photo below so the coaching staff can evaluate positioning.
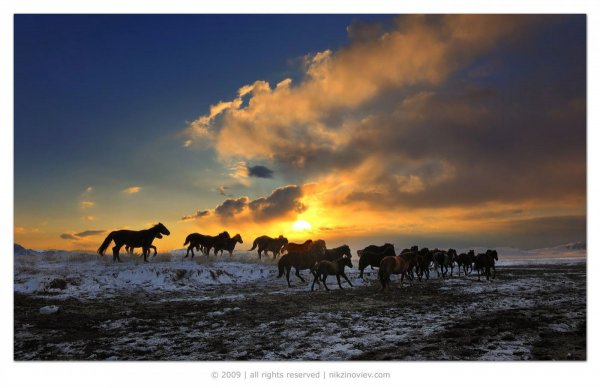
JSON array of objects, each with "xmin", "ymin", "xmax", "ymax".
[
  {"xmin": 473, "ymin": 249, "xmax": 499, "ymax": 281},
  {"xmin": 183, "ymin": 231, "xmax": 230, "ymax": 258},
  {"xmin": 281, "ymin": 239, "xmax": 313, "ymax": 255},
  {"xmin": 126, "ymin": 236, "xmax": 161, "ymax": 256},
  {"xmin": 323, "ymin": 244, "xmax": 352, "ymax": 262},
  {"xmin": 432, "ymin": 249, "xmax": 456, "ymax": 278},
  {"xmin": 378, "ymin": 254, "xmax": 414, "ymax": 291},
  {"xmin": 311, "ymin": 256, "xmax": 353, "ymax": 291},
  {"xmin": 97, "ymin": 223, "xmax": 170, "ymax": 263},
  {"xmin": 212, "ymin": 234, "xmax": 243, "ymax": 257},
  {"xmin": 277, "ymin": 240, "xmax": 327, "ymax": 287},
  {"xmin": 249, "ymin": 235, "xmax": 288, "ymax": 260},
  {"xmin": 456, "ymin": 250, "xmax": 475, "ymax": 276},
  {"xmin": 358, "ymin": 243, "xmax": 396, "ymax": 279},
  {"xmin": 415, "ymin": 248, "xmax": 433, "ymax": 281}
]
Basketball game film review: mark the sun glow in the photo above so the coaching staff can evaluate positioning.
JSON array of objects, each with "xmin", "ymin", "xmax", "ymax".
[{"xmin": 292, "ymin": 220, "xmax": 312, "ymax": 232}]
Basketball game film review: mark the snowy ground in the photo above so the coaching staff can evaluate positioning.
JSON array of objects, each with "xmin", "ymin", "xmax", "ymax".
[{"xmin": 14, "ymin": 250, "xmax": 586, "ymax": 360}]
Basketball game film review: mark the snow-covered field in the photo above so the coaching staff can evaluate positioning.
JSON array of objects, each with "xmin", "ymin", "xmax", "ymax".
[{"xmin": 14, "ymin": 248, "xmax": 586, "ymax": 360}]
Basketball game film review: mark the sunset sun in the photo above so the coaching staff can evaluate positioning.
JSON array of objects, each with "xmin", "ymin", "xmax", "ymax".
[{"xmin": 292, "ymin": 220, "xmax": 312, "ymax": 232}]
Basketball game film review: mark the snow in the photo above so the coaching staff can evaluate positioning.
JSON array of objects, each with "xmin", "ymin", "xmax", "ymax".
[{"xmin": 39, "ymin": 305, "xmax": 59, "ymax": 314}]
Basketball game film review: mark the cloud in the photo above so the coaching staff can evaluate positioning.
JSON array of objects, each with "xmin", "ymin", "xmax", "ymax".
[
  {"xmin": 247, "ymin": 165, "xmax": 274, "ymax": 179},
  {"xmin": 185, "ymin": 184, "xmax": 307, "ymax": 223},
  {"xmin": 80, "ymin": 201, "xmax": 95, "ymax": 209},
  {"xmin": 181, "ymin": 210, "xmax": 211, "ymax": 221},
  {"xmin": 217, "ymin": 185, "xmax": 231, "ymax": 196},
  {"xmin": 82, "ymin": 215, "xmax": 96, "ymax": 221},
  {"xmin": 60, "ymin": 229, "xmax": 106, "ymax": 240},
  {"xmin": 248, "ymin": 185, "xmax": 306, "ymax": 221},
  {"xmin": 180, "ymin": 15, "xmax": 585, "ymax": 246},
  {"xmin": 74, "ymin": 230, "xmax": 105, "ymax": 238},
  {"xmin": 229, "ymin": 162, "xmax": 274, "ymax": 180},
  {"xmin": 215, "ymin": 197, "xmax": 250, "ymax": 218},
  {"xmin": 15, "ymin": 226, "xmax": 26, "ymax": 234},
  {"xmin": 124, "ymin": 186, "xmax": 141, "ymax": 194}
]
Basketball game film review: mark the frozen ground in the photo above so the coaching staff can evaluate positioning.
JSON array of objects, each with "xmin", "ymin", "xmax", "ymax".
[{"xmin": 14, "ymin": 250, "xmax": 586, "ymax": 360}]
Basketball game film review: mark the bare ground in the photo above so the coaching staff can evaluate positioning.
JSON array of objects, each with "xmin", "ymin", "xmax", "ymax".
[{"xmin": 14, "ymin": 263, "xmax": 586, "ymax": 360}]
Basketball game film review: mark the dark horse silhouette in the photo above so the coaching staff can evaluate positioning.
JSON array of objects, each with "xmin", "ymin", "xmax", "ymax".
[
  {"xmin": 474, "ymin": 249, "xmax": 499, "ymax": 281},
  {"xmin": 378, "ymin": 254, "xmax": 414, "ymax": 291},
  {"xmin": 212, "ymin": 234, "xmax": 243, "ymax": 257},
  {"xmin": 125, "ymin": 234, "xmax": 162, "ymax": 256},
  {"xmin": 357, "ymin": 243, "xmax": 396, "ymax": 279},
  {"xmin": 183, "ymin": 231, "xmax": 230, "ymax": 258},
  {"xmin": 311, "ymin": 255, "xmax": 353, "ymax": 291},
  {"xmin": 249, "ymin": 235, "xmax": 288, "ymax": 260},
  {"xmin": 97, "ymin": 223, "xmax": 170, "ymax": 262},
  {"xmin": 277, "ymin": 240, "xmax": 326, "ymax": 287}
]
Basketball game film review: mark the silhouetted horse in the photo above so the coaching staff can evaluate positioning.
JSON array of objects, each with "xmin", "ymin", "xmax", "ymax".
[
  {"xmin": 473, "ymin": 249, "xmax": 499, "ymax": 281},
  {"xmin": 97, "ymin": 223, "xmax": 170, "ymax": 263},
  {"xmin": 183, "ymin": 231, "xmax": 230, "ymax": 258},
  {"xmin": 324, "ymin": 244, "xmax": 352, "ymax": 261},
  {"xmin": 358, "ymin": 243, "xmax": 396, "ymax": 279},
  {"xmin": 378, "ymin": 254, "xmax": 414, "ymax": 291},
  {"xmin": 212, "ymin": 234, "xmax": 243, "ymax": 257},
  {"xmin": 277, "ymin": 240, "xmax": 327, "ymax": 287},
  {"xmin": 126, "ymin": 233, "xmax": 162, "ymax": 256},
  {"xmin": 281, "ymin": 239, "xmax": 313, "ymax": 255},
  {"xmin": 415, "ymin": 248, "xmax": 433, "ymax": 281},
  {"xmin": 456, "ymin": 250, "xmax": 475, "ymax": 276},
  {"xmin": 311, "ymin": 256, "xmax": 353, "ymax": 291},
  {"xmin": 433, "ymin": 249, "xmax": 457, "ymax": 278},
  {"xmin": 249, "ymin": 235, "xmax": 288, "ymax": 260}
]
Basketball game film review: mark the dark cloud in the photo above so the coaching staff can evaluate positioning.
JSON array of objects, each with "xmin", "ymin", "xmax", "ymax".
[
  {"xmin": 181, "ymin": 210, "xmax": 211, "ymax": 221},
  {"xmin": 247, "ymin": 165, "xmax": 274, "ymax": 179},
  {"xmin": 61, "ymin": 230, "xmax": 105, "ymax": 240},
  {"xmin": 248, "ymin": 185, "xmax": 306, "ymax": 220},
  {"xmin": 74, "ymin": 230, "xmax": 105, "ymax": 238},
  {"xmin": 217, "ymin": 185, "xmax": 231, "ymax": 196},
  {"xmin": 215, "ymin": 197, "xmax": 249, "ymax": 218},
  {"xmin": 188, "ymin": 185, "xmax": 307, "ymax": 223}
]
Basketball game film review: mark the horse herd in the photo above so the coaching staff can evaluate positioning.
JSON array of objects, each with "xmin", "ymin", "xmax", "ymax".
[{"xmin": 96, "ymin": 224, "xmax": 499, "ymax": 292}]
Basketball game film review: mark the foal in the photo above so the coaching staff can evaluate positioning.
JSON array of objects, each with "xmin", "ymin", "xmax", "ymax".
[{"xmin": 311, "ymin": 256, "xmax": 353, "ymax": 291}]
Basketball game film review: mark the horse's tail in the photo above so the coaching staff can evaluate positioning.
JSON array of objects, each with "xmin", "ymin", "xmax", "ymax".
[
  {"xmin": 97, "ymin": 231, "xmax": 115, "ymax": 256},
  {"xmin": 183, "ymin": 234, "xmax": 192, "ymax": 246},
  {"xmin": 248, "ymin": 239, "xmax": 258, "ymax": 251},
  {"xmin": 277, "ymin": 256, "xmax": 286, "ymax": 278}
]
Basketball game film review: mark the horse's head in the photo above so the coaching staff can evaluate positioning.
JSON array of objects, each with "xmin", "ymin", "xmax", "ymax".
[
  {"xmin": 341, "ymin": 255, "xmax": 353, "ymax": 268},
  {"xmin": 234, "ymin": 234, "xmax": 243, "ymax": 243},
  {"xmin": 155, "ymin": 223, "xmax": 170, "ymax": 236},
  {"xmin": 410, "ymin": 245, "xmax": 418, "ymax": 252},
  {"xmin": 341, "ymin": 245, "xmax": 352, "ymax": 259},
  {"xmin": 357, "ymin": 249, "xmax": 364, "ymax": 258},
  {"xmin": 468, "ymin": 249, "xmax": 475, "ymax": 258},
  {"xmin": 219, "ymin": 231, "xmax": 231, "ymax": 239},
  {"xmin": 487, "ymin": 249, "xmax": 498, "ymax": 261},
  {"xmin": 304, "ymin": 239, "xmax": 313, "ymax": 245},
  {"xmin": 279, "ymin": 236, "xmax": 289, "ymax": 245}
]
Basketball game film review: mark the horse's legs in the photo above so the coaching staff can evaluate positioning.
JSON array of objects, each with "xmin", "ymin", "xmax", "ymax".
[
  {"xmin": 492, "ymin": 265, "xmax": 496, "ymax": 279},
  {"xmin": 295, "ymin": 269, "xmax": 306, "ymax": 283},
  {"xmin": 257, "ymin": 249, "xmax": 262, "ymax": 260},
  {"xmin": 336, "ymin": 275, "xmax": 343, "ymax": 289},
  {"xmin": 322, "ymin": 275, "xmax": 330, "ymax": 291},
  {"xmin": 113, "ymin": 244, "xmax": 124, "ymax": 262},
  {"xmin": 359, "ymin": 267, "xmax": 364, "ymax": 279},
  {"xmin": 285, "ymin": 267, "xmax": 292, "ymax": 287},
  {"xmin": 341, "ymin": 273, "xmax": 353, "ymax": 287},
  {"xmin": 311, "ymin": 272, "xmax": 319, "ymax": 291}
]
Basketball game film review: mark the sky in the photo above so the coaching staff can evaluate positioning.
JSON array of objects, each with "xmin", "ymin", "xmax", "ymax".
[{"xmin": 14, "ymin": 14, "xmax": 586, "ymax": 252}]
